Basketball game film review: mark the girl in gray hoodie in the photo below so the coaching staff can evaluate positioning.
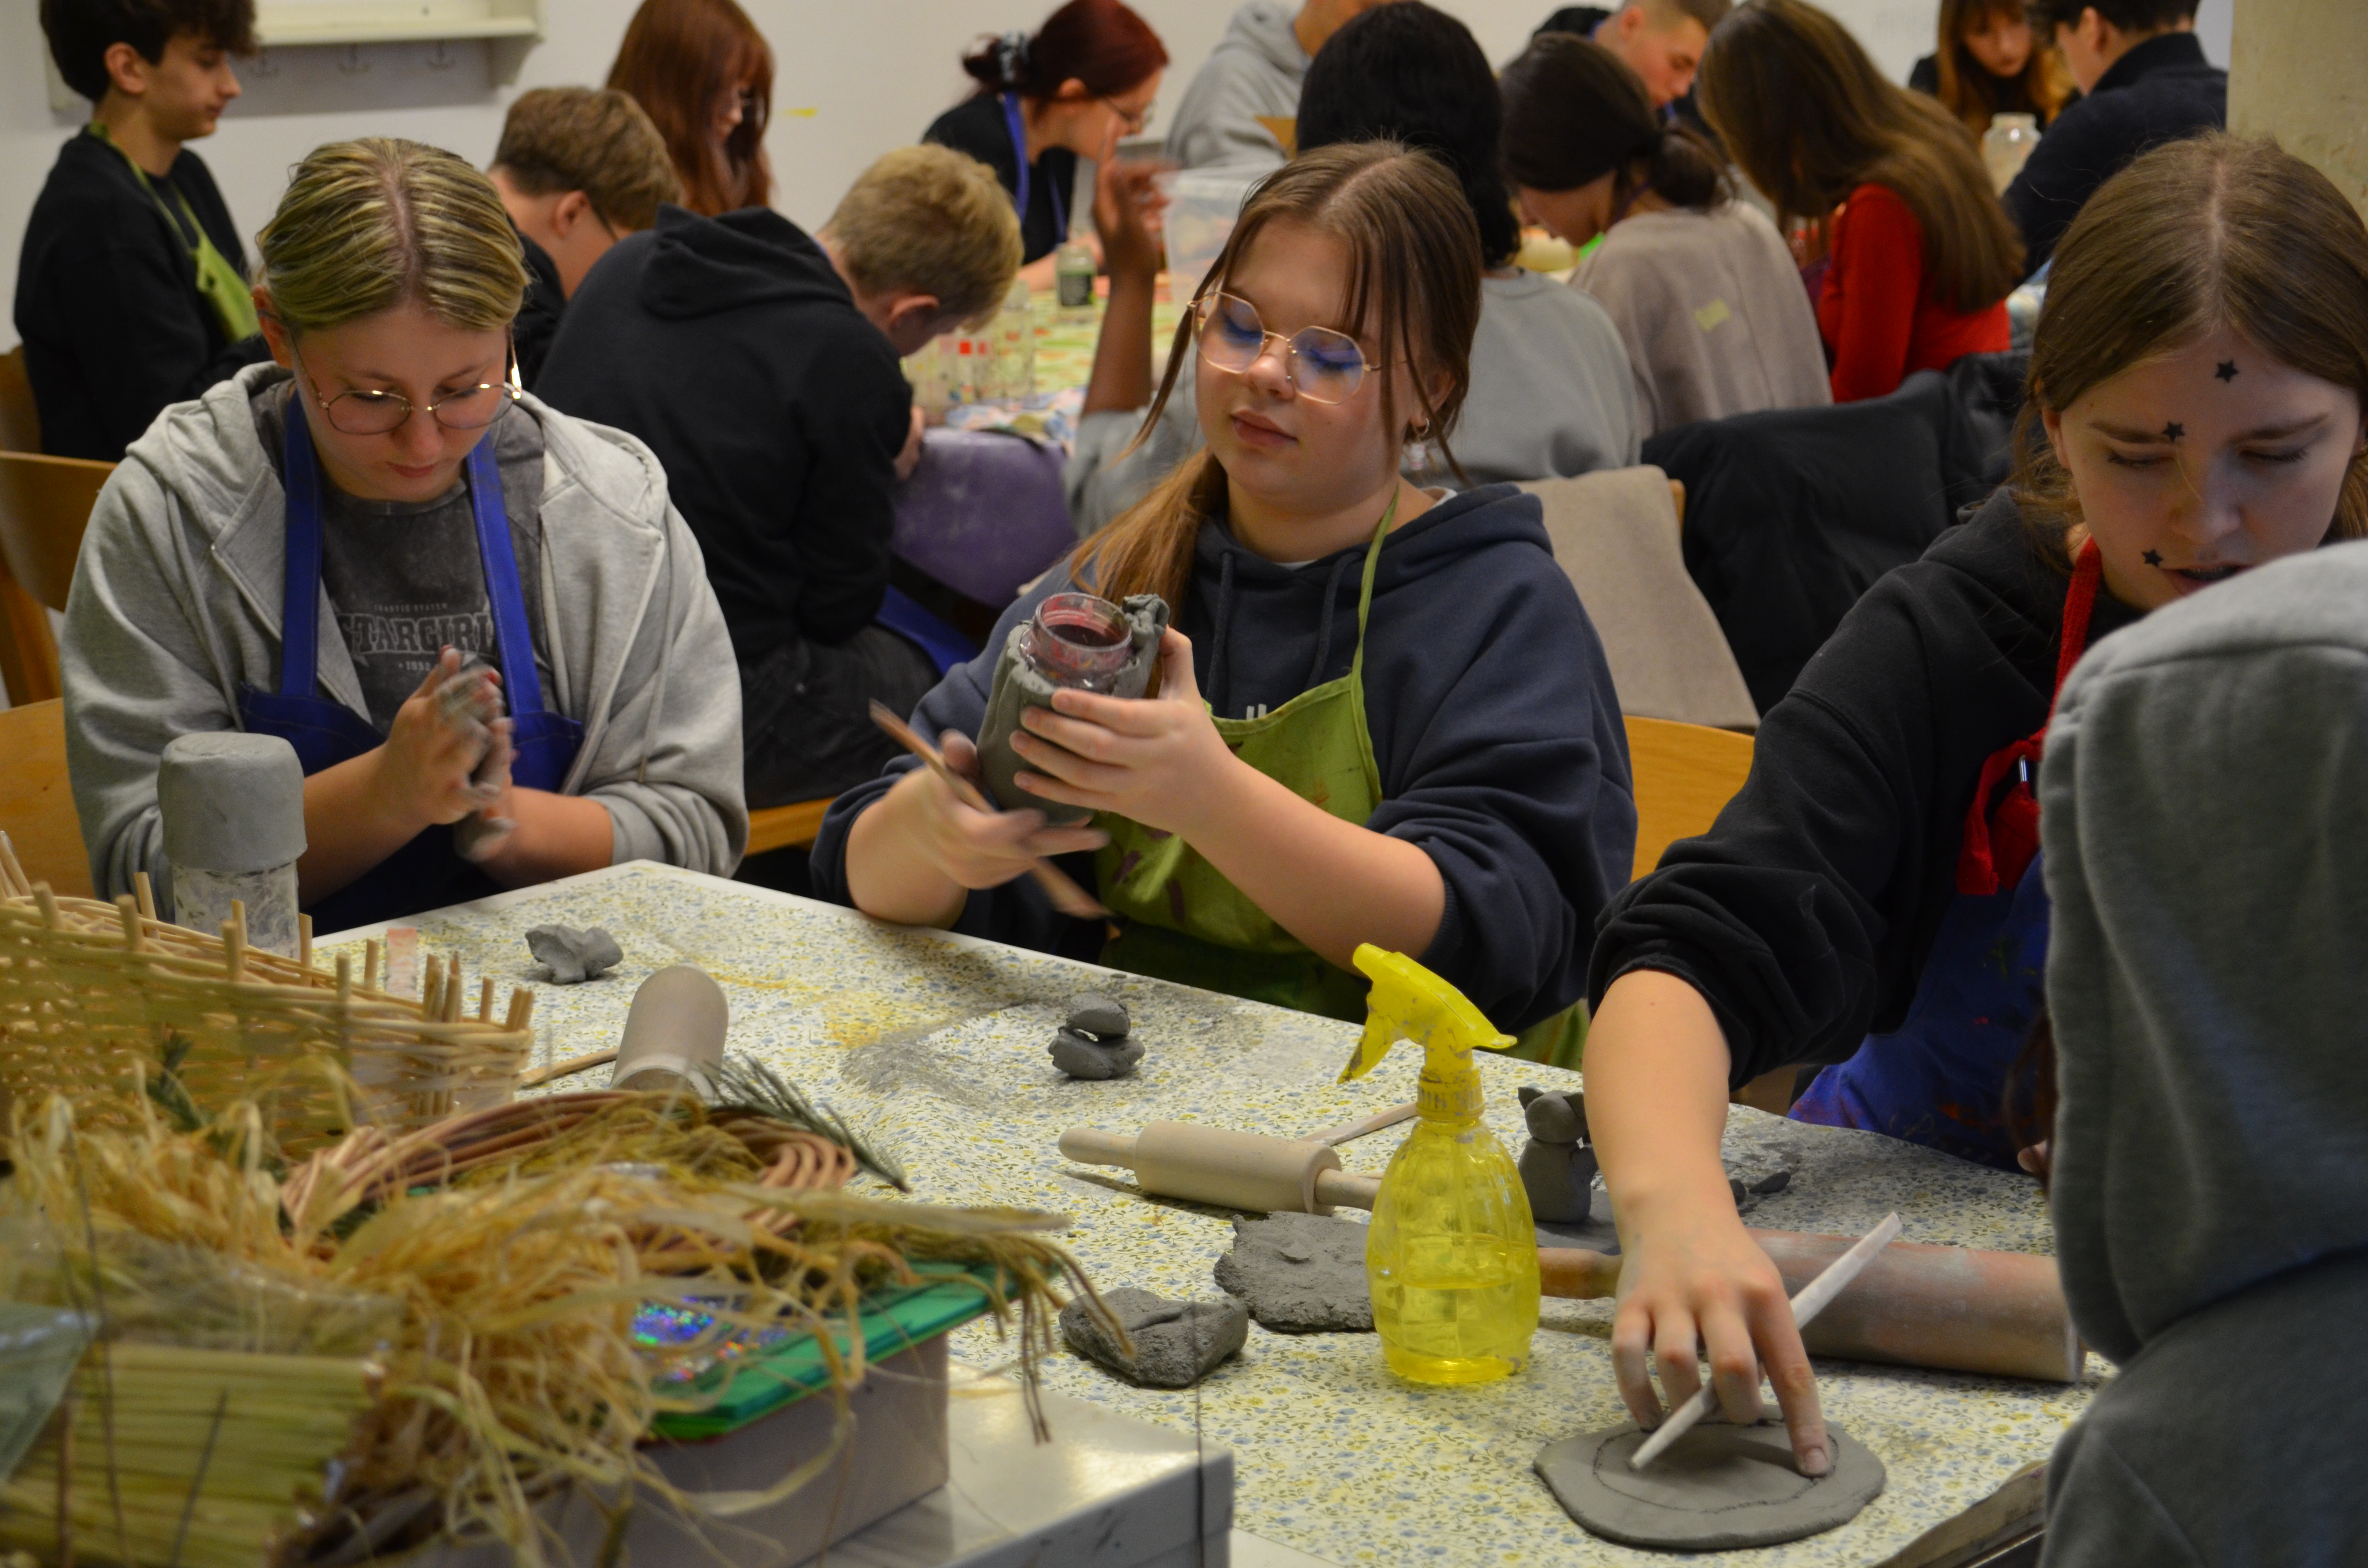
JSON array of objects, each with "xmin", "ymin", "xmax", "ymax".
[{"xmin": 62, "ymin": 137, "xmax": 745, "ymax": 933}]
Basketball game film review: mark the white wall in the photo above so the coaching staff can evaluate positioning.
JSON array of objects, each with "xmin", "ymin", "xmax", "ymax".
[{"xmin": 0, "ymin": 0, "xmax": 2232, "ymax": 349}]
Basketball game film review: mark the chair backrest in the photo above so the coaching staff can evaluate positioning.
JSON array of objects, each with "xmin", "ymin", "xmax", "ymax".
[
  {"xmin": 0, "ymin": 451, "xmax": 111, "ymax": 612},
  {"xmin": 1623, "ymin": 714, "xmax": 1754, "ymax": 883},
  {"xmin": 1524, "ymin": 466, "xmax": 1759, "ymax": 733},
  {"xmin": 0, "ymin": 574, "xmax": 61, "ymax": 707},
  {"xmin": 0, "ymin": 699, "xmax": 94, "ymax": 898},
  {"xmin": 0, "ymin": 346, "xmax": 38, "ymax": 454}
]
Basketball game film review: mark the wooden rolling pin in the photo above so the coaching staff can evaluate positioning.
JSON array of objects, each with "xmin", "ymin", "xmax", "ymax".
[
  {"xmin": 1061, "ymin": 1120, "xmax": 2079, "ymax": 1384},
  {"xmin": 1542, "ymin": 1230, "xmax": 2082, "ymax": 1384}
]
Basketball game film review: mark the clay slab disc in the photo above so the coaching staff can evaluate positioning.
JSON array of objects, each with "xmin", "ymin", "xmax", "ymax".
[{"xmin": 1535, "ymin": 1420, "xmax": 1885, "ymax": 1550}]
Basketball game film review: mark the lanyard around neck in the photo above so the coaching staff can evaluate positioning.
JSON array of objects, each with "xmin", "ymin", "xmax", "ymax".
[{"xmin": 1000, "ymin": 93, "xmax": 1067, "ymax": 241}]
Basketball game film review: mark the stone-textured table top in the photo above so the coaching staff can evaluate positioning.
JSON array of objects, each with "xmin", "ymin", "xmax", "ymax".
[{"xmin": 324, "ymin": 862, "xmax": 2100, "ymax": 1567}]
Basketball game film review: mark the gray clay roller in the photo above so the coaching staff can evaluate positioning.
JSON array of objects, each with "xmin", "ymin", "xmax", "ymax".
[
  {"xmin": 978, "ymin": 592, "xmax": 1170, "ymax": 823},
  {"xmin": 610, "ymin": 965, "xmax": 729, "ymax": 1097}
]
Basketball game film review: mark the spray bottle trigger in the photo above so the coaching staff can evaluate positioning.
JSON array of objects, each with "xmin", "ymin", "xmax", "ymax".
[{"xmin": 1337, "ymin": 944, "xmax": 1514, "ymax": 1085}]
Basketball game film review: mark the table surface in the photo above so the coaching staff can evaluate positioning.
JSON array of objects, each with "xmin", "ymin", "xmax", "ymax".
[{"xmin": 323, "ymin": 862, "xmax": 2100, "ymax": 1568}]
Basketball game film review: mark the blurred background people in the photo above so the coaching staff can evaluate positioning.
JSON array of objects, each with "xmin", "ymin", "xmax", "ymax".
[{"xmin": 606, "ymin": 0, "xmax": 773, "ymax": 215}]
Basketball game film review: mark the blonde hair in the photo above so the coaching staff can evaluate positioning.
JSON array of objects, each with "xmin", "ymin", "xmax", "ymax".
[
  {"xmin": 820, "ymin": 146, "xmax": 1022, "ymax": 329},
  {"xmin": 1072, "ymin": 143, "xmax": 1483, "ymax": 611},
  {"xmin": 258, "ymin": 137, "xmax": 530, "ymax": 337},
  {"xmin": 492, "ymin": 86, "xmax": 682, "ymax": 231}
]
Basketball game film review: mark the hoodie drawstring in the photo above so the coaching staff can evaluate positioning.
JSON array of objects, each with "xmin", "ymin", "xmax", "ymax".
[
  {"xmin": 1305, "ymin": 552, "xmax": 1352, "ymax": 691},
  {"xmin": 1205, "ymin": 548, "xmax": 1239, "ymax": 716}
]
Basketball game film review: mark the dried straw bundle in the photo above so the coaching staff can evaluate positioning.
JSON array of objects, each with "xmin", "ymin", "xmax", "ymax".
[
  {"xmin": 0, "ymin": 857, "xmax": 528, "ymax": 1148},
  {"xmin": 4, "ymin": 1092, "xmax": 1108, "ymax": 1568}
]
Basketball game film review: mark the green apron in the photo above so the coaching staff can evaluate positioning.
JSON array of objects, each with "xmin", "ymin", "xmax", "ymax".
[
  {"xmin": 1093, "ymin": 501, "xmax": 1587, "ymax": 1066},
  {"xmin": 93, "ymin": 125, "xmax": 262, "ymax": 346}
]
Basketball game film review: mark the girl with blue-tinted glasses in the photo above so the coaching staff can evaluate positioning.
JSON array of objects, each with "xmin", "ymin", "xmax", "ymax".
[{"xmin": 813, "ymin": 142, "xmax": 1637, "ymax": 1058}]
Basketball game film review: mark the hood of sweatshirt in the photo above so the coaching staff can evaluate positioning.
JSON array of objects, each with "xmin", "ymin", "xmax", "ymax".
[
  {"xmin": 1224, "ymin": 0, "xmax": 1310, "ymax": 77},
  {"xmin": 2039, "ymin": 538, "xmax": 2368, "ymax": 1365},
  {"xmin": 636, "ymin": 204, "xmax": 852, "ymax": 322}
]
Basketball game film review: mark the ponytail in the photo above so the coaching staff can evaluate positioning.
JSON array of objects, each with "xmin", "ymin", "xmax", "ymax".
[
  {"xmin": 1637, "ymin": 124, "xmax": 1731, "ymax": 212},
  {"xmin": 961, "ymin": 30, "xmax": 1032, "ymax": 92},
  {"xmin": 959, "ymin": 0, "xmax": 1167, "ymax": 102}
]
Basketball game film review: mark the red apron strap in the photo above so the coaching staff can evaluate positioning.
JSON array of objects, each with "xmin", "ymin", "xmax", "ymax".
[{"xmin": 1955, "ymin": 538, "xmax": 2103, "ymax": 895}]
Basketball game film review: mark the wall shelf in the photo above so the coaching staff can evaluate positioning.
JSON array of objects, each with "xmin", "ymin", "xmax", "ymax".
[{"xmin": 252, "ymin": 0, "xmax": 544, "ymax": 49}]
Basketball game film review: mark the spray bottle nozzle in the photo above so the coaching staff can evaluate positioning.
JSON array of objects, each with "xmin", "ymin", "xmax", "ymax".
[{"xmin": 1338, "ymin": 945, "xmax": 1513, "ymax": 1120}]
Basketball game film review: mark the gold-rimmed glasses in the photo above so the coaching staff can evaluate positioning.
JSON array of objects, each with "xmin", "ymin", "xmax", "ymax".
[{"xmin": 1195, "ymin": 292, "xmax": 1374, "ymax": 405}]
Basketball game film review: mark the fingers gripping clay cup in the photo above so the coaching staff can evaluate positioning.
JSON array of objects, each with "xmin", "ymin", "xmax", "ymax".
[
  {"xmin": 157, "ymin": 733, "xmax": 308, "ymax": 956},
  {"xmin": 978, "ymin": 592, "xmax": 1171, "ymax": 824}
]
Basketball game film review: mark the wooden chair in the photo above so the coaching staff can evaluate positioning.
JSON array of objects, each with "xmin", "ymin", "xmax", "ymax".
[
  {"xmin": 0, "ymin": 451, "xmax": 112, "ymax": 706},
  {"xmin": 0, "ymin": 345, "xmax": 38, "ymax": 453},
  {"xmin": 745, "ymin": 797, "xmax": 833, "ymax": 857},
  {"xmin": 1622, "ymin": 715, "xmax": 1796, "ymax": 1111},
  {"xmin": 0, "ymin": 699, "xmax": 94, "ymax": 897}
]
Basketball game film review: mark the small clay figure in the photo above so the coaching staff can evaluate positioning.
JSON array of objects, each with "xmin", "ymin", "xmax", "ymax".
[
  {"xmin": 1212, "ymin": 1212, "xmax": 1372, "ymax": 1332},
  {"xmin": 526, "ymin": 924, "xmax": 623, "ymax": 984},
  {"xmin": 1516, "ymin": 1085, "xmax": 1597, "ymax": 1225},
  {"xmin": 1061, "ymin": 1287, "xmax": 1248, "ymax": 1388},
  {"xmin": 1048, "ymin": 993, "xmax": 1144, "ymax": 1078},
  {"xmin": 1534, "ymin": 1419, "xmax": 1887, "ymax": 1550}
]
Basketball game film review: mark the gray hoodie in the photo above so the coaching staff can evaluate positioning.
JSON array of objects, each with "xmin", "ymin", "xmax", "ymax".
[
  {"xmin": 63, "ymin": 363, "xmax": 748, "ymax": 902},
  {"xmin": 1163, "ymin": 0, "xmax": 1307, "ymax": 172},
  {"xmin": 2037, "ymin": 539, "xmax": 2368, "ymax": 1566}
]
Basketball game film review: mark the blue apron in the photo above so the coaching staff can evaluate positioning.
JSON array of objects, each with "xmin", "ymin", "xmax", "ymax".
[
  {"xmin": 1790, "ymin": 540, "xmax": 2103, "ymax": 1171},
  {"xmin": 237, "ymin": 406, "xmax": 584, "ymax": 933}
]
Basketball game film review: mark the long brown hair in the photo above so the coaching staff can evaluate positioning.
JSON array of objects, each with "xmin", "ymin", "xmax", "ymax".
[
  {"xmin": 606, "ymin": 0, "xmax": 773, "ymax": 215},
  {"xmin": 1069, "ymin": 142, "xmax": 1483, "ymax": 610},
  {"xmin": 1699, "ymin": 0, "xmax": 2022, "ymax": 312},
  {"xmin": 2013, "ymin": 134, "xmax": 2368, "ymax": 555},
  {"xmin": 1931, "ymin": 0, "xmax": 2072, "ymax": 137},
  {"xmin": 962, "ymin": 0, "xmax": 1168, "ymax": 101}
]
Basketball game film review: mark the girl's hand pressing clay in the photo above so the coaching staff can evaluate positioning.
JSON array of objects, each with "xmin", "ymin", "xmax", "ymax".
[
  {"xmin": 894, "ymin": 729, "xmax": 1110, "ymax": 890},
  {"xmin": 1011, "ymin": 629, "xmax": 1240, "ymax": 837},
  {"xmin": 376, "ymin": 648, "xmax": 507, "ymax": 830}
]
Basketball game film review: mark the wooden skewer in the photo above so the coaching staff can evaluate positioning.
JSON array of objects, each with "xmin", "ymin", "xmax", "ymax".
[
  {"xmin": 1314, "ymin": 1101, "xmax": 1419, "ymax": 1146},
  {"xmin": 868, "ymin": 701, "xmax": 1107, "ymax": 919},
  {"xmin": 299, "ymin": 914, "xmax": 314, "ymax": 973},
  {"xmin": 478, "ymin": 977, "xmax": 495, "ymax": 1022},
  {"xmin": 1629, "ymin": 1212, "xmax": 1903, "ymax": 1472},
  {"xmin": 519, "ymin": 1049, "xmax": 620, "ymax": 1089},
  {"xmin": 134, "ymin": 870, "xmax": 156, "ymax": 921},
  {"xmin": 115, "ymin": 895, "xmax": 143, "ymax": 955},
  {"xmin": 221, "ymin": 918, "xmax": 245, "ymax": 983},
  {"xmin": 363, "ymin": 938, "xmax": 381, "ymax": 993}
]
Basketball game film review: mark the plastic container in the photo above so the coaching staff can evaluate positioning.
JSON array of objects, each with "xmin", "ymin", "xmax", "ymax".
[
  {"xmin": 0, "ymin": 1304, "xmax": 93, "ymax": 1482},
  {"xmin": 1056, "ymin": 239, "xmax": 1097, "ymax": 313},
  {"xmin": 1340, "ymin": 945, "xmax": 1540, "ymax": 1385},
  {"xmin": 1159, "ymin": 168, "xmax": 1262, "ymax": 300},
  {"xmin": 1983, "ymin": 113, "xmax": 2042, "ymax": 193},
  {"xmin": 1025, "ymin": 594, "xmax": 1135, "ymax": 691}
]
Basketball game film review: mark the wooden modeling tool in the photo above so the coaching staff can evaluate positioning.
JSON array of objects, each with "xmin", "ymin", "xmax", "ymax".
[
  {"xmin": 519, "ymin": 1049, "xmax": 619, "ymax": 1089},
  {"xmin": 868, "ymin": 702, "xmax": 1107, "ymax": 919},
  {"xmin": 1313, "ymin": 1101, "xmax": 1419, "ymax": 1146},
  {"xmin": 1629, "ymin": 1213, "xmax": 1903, "ymax": 1472}
]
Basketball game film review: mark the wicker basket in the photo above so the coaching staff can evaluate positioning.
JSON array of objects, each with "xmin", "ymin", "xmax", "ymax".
[{"xmin": 0, "ymin": 845, "xmax": 529, "ymax": 1148}]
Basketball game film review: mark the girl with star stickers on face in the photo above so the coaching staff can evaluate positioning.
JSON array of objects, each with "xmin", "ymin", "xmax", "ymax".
[{"xmin": 1581, "ymin": 131, "xmax": 2368, "ymax": 1482}]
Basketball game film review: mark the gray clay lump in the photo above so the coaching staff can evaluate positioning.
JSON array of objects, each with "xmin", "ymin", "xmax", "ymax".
[
  {"xmin": 1212, "ymin": 1212, "xmax": 1372, "ymax": 1332},
  {"xmin": 1517, "ymin": 1085, "xmax": 1598, "ymax": 1225},
  {"xmin": 526, "ymin": 924, "xmax": 623, "ymax": 984},
  {"xmin": 1534, "ymin": 1419, "xmax": 1887, "ymax": 1550},
  {"xmin": 1049, "ymin": 992, "xmax": 1143, "ymax": 1079},
  {"xmin": 1061, "ymin": 1287, "xmax": 1247, "ymax": 1388}
]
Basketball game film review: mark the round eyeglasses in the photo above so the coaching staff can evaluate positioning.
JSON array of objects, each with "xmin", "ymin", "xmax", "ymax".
[
  {"xmin": 296, "ymin": 343, "xmax": 520, "ymax": 437},
  {"xmin": 1195, "ymin": 292, "xmax": 1373, "ymax": 405}
]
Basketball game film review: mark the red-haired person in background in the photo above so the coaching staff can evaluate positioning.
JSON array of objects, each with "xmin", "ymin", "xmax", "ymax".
[
  {"xmin": 924, "ymin": 0, "xmax": 1168, "ymax": 271},
  {"xmin": 1699, "ymin": 0, "xmax": 2021, "ymax": 403},
  {"xmin": 606, "ymin": 0, "xmax": 773, "ymax": 216}
]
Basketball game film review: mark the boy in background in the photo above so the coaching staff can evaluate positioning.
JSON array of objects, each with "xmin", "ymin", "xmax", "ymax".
[
  {"xmin": 17, "ymin": 0, "xmax": 268, "ymax": 459},
  {"xmin": 536, "ymin": 146, "xmax": 1020, "ymax": 808},
  {"xmin": 487, "ymin": 86, "xmax": 681, "ymax": 388},
  {"xmin": 1533, "ymin": 0, "xmax": 1732, "ymax": 111}
]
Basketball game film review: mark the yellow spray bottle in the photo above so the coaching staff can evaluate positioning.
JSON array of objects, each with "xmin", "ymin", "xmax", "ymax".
[{"xmin": 1341, "ymin": 944, "xmax": 1540, "ymax": 1384}]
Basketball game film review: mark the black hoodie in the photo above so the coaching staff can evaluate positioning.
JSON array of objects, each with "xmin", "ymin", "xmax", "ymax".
[
  {"xmin": 811, "ymin": 484, "xmax": 1638, "ymax": 1032},
  {"xmin": 14, "ymin": 128, "xmax": 270, "ymax": 460},
  {"xmin": 537, "ymin": 205, "xmax": 910, "ymax": 664}
]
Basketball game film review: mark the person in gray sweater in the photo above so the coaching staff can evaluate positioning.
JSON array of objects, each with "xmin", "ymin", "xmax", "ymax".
[
  {"xmin": 2036, "ymin": 539, "xmax": 2368, "ymax": 1565},
  {"xmin": 63, "ymin": 140, "xmax": 745, "ymax": 932},
  {"xmin": 1162, "ymin": 0, "xmax": 1388, "ymax": 171}
]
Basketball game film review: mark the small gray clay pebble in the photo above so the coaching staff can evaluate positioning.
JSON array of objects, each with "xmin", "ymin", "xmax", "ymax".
[
  {"xmin": 1730, "ymin": 1177, "xmax": 1750, "ymax": 1206},
  {"xmin": 1066, "ymin": 993, "xmax": 1131, "ymax": 1041},
  {"xmin": 1752, "ymin": 1171, "xmax": 1792, "ymax": 1195},
  {"xmin": 1061, "ymin": 1287, "xmax": 1247, "ymax": 1387},
  {"xmin": 526, "ymin": 924, "xmax": 623, "ymax": 984},
  {"xmin": 1049, "ymin": 1026, "xmax": 1145, "ymax": 1079},
  {"xmin": 1213, "ymin": 1212, "xmax": 1372, "ymax": 1332},
  {"xmin": 1522, "ymin": 1089, "xmax": 1588, "ymax": 1146}
]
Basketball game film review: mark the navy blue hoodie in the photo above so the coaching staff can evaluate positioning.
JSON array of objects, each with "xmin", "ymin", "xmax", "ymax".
[
  {"xmin": 537, "ymin": 205, "xmax": 910, "ymax": 665},
  {"xmin": 810, "ymin": 483, "xmax": 1637, "ymax": 1031}
]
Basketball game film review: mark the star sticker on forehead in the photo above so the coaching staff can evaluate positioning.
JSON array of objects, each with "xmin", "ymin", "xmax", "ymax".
[
  {"xmin": 2161, "ymin": 422, "xmax": 2185, "ymax": 442},
  {"xmin": 2216, "ymin": 360, "xmax": 2239, "ymax": 382},
  {"xmin": 2143, "ymin": 550, "xmax": 2163, "ymax": 566}
]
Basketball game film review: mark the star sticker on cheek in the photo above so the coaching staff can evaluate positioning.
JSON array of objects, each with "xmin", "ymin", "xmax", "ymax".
[
  {"xmin": 2144, "ymin": 550, "xmax": 2164, "ymax": 566},
  {"xmin": 2161, "ymin": 422, "xmax": 2185, "ymax": 442},
  {"xmin": 2216, "ymin": 361, "xmax": 2239, "ymax": 382}
]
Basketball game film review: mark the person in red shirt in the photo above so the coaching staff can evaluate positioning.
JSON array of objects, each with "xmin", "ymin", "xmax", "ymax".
[{"xmin": 1698, "ymin": 0, "xmax": 2023, "ymax": 401}]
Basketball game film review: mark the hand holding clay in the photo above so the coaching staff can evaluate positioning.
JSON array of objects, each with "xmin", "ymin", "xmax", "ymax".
[
  {"xmin": 886, "ymin": 729, "xmax": 1110, "ymax": 891},
  {"xmin": 1609, "ymin": 1198, "xmax": 1828, "ymax": 1478},
  {"xmin": 377, "ymin": 649, "xmax": 512, "ymax": 829},
  {"xmin": 1010, "ymin": 630, "xmax": 1242, "ymax": 837}
]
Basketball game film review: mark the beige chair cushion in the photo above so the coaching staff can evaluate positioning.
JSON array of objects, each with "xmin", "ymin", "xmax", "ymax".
[{"xmin": 1521, "ymin": 466, "xmax": 1759, "ymax": 732}]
